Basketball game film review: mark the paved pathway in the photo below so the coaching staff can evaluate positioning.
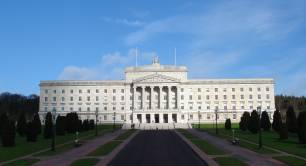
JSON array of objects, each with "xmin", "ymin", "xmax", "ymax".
[
  {"xmin": 108, "ymin": 130, "xmax": 208, "ymax": 166},
  {"xmin": 33, "ymin": 130, "xmax": 124, "ymax": 166},
  {"xmin": 189, "ymin": 129, "xmax": 288, "ymax": 166}
]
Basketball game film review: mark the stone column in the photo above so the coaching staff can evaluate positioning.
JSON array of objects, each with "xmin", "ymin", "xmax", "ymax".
[
  {"xmin": 142, "ymin": 86, "xmax": 145, "ymax": 110},
  {"xmin": 159, "ymin": 86, "xmax": 163, "ymax": 109},
  {"xmin": 150, "ymin": 86, "xmax": 154, "ymax": 109},
  {"xmin": 176, "ymin": 86, "xmax": 179, "ymax": 110},
  {"xmin": 168, "ymin": 86, "xmax": 171, "ymax": 109},
  {"xmin": 133, "ymin": 86, "xmax": 136, "ymax": 110}
]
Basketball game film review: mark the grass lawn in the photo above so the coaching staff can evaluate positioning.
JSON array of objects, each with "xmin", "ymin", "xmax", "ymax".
[
  {"xmin": 2, "ymin": 158, "xmax": 40, "ymax": 166},
  {"xmin": 214, "ymin": 157, "xmax": 248, "ymax": 166},
  {"xmin": 69, "ymin": 158, "xmax": 99, "ymax": 166},
  {"xmin": 273, "ymin": 156, "xmax": 306, "ymax": 166},
  {"xmin": 178, "ymin": 130, "xmax": 225, "ymax": 155},
  {"xmin": 87, "ymin": 140, "xmax": 122, "ymax": 156},
  {"xmin": 114, "ymin": 129, "xmax": 136, "ymax": 140},
  {"xmin": 197, "ymin": 123, "xmax": 306, "ymax": 157},
  {"xmin": 0, "ymin": 125, "xmax": 117, "ymax": 162}
]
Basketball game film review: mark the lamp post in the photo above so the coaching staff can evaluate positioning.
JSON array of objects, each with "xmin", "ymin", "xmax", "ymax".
[
  {"xmin": 51, "ymin": 108, "xmax": 56, "ymax": 151},
  {"xmin": 215, "ymin": 108, "xmax": 218, "ymax": 135},
  {"xmin": 257, "ymin": 106, "xmax": 262, "ymax": 149},
  {"xmin": 198, "ymin": 110, "xmax": 200, "ymax": 129},
  {"xmin": 113, "ymin": 112, "xmax": 116, "ymax": 130},
  {"xmin": 95, "ymin": 110, "xmax": 98, "ymax": 136}
]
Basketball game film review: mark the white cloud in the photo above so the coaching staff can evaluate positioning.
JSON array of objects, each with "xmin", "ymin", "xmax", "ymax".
[{"xmin": 58, "ymin": 49, "xmax": 155, "ymax": 80}]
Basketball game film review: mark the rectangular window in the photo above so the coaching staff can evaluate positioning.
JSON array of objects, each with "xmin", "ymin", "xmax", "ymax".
[
  {"xmin": 113, "ymin": 96, "xmax": 116, "ymax": 101},
  {"xmin": 249, "ymin": 87, "xmax": 252, "ymax": 91},
  {"xmin": 104, "ymin": 115, "xmax": 107, "ymax": 120},
  {"xmin": 266, "ymin": 87, "xmax": 270, "ymax": 91},
  {"xmin": 104, "ymin": 107, "xmax": 107, "ymax": 111},
  {"xmin": 198, "ymin": 106, "xmax": 201, "ymax": 109},
  {"xmin": 224, "ymin": 106, "xmax": 227, "ymax": 110},
  {"xmin": 206, "ymin": 95, "xmax": 210, "ymax": 100},
  {"xmin": 121, "ymin": 115, "xmax": 124, "ymax": 120},
  {"xmin": 45, "ymin": 89, "xmax": 48, "ymax": 94},
  {"xmin": 121, "ymin": 107, "xmax": 124, "ymax": 110},
  {"xmin": 233, "ymin": 106, "xmax": 236, "ymax": 110},
  {"xmin": 53, "ymin": 97, "xmax": 56, "ymax": 102},
  {"xmin": 96, "ymin": 89, "xmax": 99, "ymax": 93},
  {"xmin": 232, "ymin": 95, "xmax": 235, "ymax": 100},
  {"xmin": 258, "ymin": 95, "xmax": 261, "ymax": 100},
  {"xmin": 87, "ymin": 96, "xmax": 90, "ymax": 101},
  {"xmin": 62, "ymin": 90, "xmax": 65, "ymax": 94},
  {"xmin": 215, "ymin": 88, "xmax": 218, "ymax": 92},
  {"xmin": 113, "ymin": 107, "xmax": 116, "ymax": 110},
  {"xmin": 79, "ymin": 97, "xmax": 82, "ymax": 101},
  {"xmin": 215, "ymin": 95, "xmax": 218, "ymax": 100},
  {"xmin": 70, "ymin": 90, "xmax": 73, "ymax": 94},
  {"xmin": 96, "ymin": 107, "xmax": 99, "ymax": 111},
  {"xmin": 232, "ymin": 88, "xmax": 235, "ymax": 92},
  {"xmin": 207, "ymin": 106, "xmax": 210, "ymax": 109},
  {"xmin": 240, "ymin": 88, "xmax": 244, "ymax": 92},
  {"xmin": 241, "ymin": 105, "xmax": 245, "ymax": 109},
  {"xmin": 104, "ymin": 89, "xmax": 107, "ymax": 93},
  {"xmin": 249, "ymin": 95, "xmax": 253, "ymax": 99},
  {"xmin": 266, "ymin": 94, "xmax": 270, "ymax": 99},
  {"xmin": 61, "ymin": 107, "xmax": 64, "ymax": 111},
  {"xmin": 198, "ymin": 95, "xmax": 201, "ymax": 100},
  {"xmin": 181, "ymin": 106, "xmax": 184, "ymax": 109},
  {"xmin": 267, "ymin": 106, "xmax": 271, "ymax": 109},
  {"xmin": 121, "ymin": 89, "xmax": 124, "ymax": 93},
  {"xmin": 198, "ymin": 88, "xmax": 201, "ymax": 92},
  {"xmin": 233, "ymin": 113, "xmax": 237, "ymax": 119},
  {"xmin": 181, "ymin": 95, "xmax": 184, "ymax": 100},
  {"xmin": 96, "ymin": 96, "xmax": 99, "ymax": 101},
  {"xmin": 181, "ymin": 88, "xmax": 184, "ymax": 92},
  {"xmin": 207, "ymin": 114, "xmax": 210, "ymax": 119},
  {"xmin": 45, "ymin": 97, "xmax": 48, "ymax": 102},
  {"xmin": 87, "ymin": 107, "xmax": 90, "ymax": 111},
  {"xmin": 121, "ymin": 96, "xmax": 124, "ymax": 100},
  {"xmin": 44, "ymin": 107, "xmax": 48, "ymax": 111},
  {"xmin": 113, "ymin": 89, "xmax": 116, "ymax": 93},
  {"xmin": 190, "ymin": 114, "xmax": 193, "ymax": 119},
  {"xmin": 78, "ymin": 107, "xmax": 81, "ymax": 111},
  {"xmin": 53, "ymin": 90, "xmax": 56, "ymax": 94},
  {"xmin": 61, "ymin": 97, "xmax": 65, "ymax": 102},
  {"xmin": 189, "ymin": 95, "xmax": 192, "ymax": 100},
  {"xmin": 79, "ymin": 90, "xmax": 82, "ymax": 93},
  {"xmin": 241, "ymin": 95, "xmax": 244, "ymax": 100},
  {"xmin": 257, "ymin": 87, "xmax": 261, "ymax": 91},
  {"xmin": 223, "ymin": 95, "xmax": 227, "ymax": 100}
]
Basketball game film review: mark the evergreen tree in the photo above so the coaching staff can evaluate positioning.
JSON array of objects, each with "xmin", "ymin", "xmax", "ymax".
[
  {"xmin": 225, "ymin": 119, "xmax": 231, "ymax": 130},
  {"xmin": 239, "ymin": 111, "xmax": 250, "ymax": 131},
  {"xmin": 0, "ymin": 113, "xmax": 8, "ymax": 137},
  {"xmin": 1, "ymin": 119, "xmax": 16, "ymax": 147},
  {"xmin": 16, "ymin": 112, "xmax": 27, "ymax": 136},
  {"xmin": 66, "ymin": 112, "xmax": 79, "ymax": 133},
  {"xmin": 43, "ymin": 112, "xmax": 53, "ymax": 139},
  {"xmin": 56, "ymin": 116, "xmax": 66, "ymax": 136},
  {"xmin": 279, "ymin": 123, "xmax": 288, "ymax": 140},
  {"xmin": 286, "ymin": 106, "xmax": 298, "ymax": 133},
  {"xmin": 272, "ymin": 109, "xmax": 282, "ymax": 133},
  {"xmin": 82, "ymin": 119, "xmax": 89, "ymax": 131},
  {"xmin": 297, "ymin": 111, "xmax": 306, "ymax": 144},
  {"xmin": 33, "ymin": 112, "xmax": 42, "ymax": 134},
  {"xmin": 248, "ymin": 110, "xmax": 260, "ymax": 134},
  {"xmin": 25, "ymin": 121, "xmax": 38, "ymax": 142},
  {"xmin": 89, "ymin": 120, "xmax": 95, "ymax": 130},
  {"xmin": 261, "ymin": 111, "xmax": 271, "ymax": 131}
]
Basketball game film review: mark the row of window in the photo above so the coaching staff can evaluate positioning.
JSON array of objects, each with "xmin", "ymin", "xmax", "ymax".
[
  {"xmin": 180, "ymin": 105, "xmax": 271, "ymax": 110},
  {"xmin": 45, "ymin": 96, "xmax": 125, "ymax": 102},
  {"xmin": 45, "ymin": 89, "xmax": 125, "ymax": 94},
  {"xmin": 182, "ymin": 94, "xmax": 270, "ymax": 100},
  {"xmin": 181, "ymin": 87, "xmax": 270, "ymax": 93}
]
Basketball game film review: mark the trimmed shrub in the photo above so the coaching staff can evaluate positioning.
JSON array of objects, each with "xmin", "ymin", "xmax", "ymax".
[
  {"xmin": 82, "ymin": 119, "xmax": 90, "ymax": 131},
  {"xmin": 279, "ymin": 123, "xmax": 288, "ymax": 140},
  {"xmin": 25, "ymin": 121, "xmax": 38, "ymax": 142},
  {"xmin": 0, "ymin": 113, "xmax": 8, "ymax": 137},
  {"xmin": 66, "ymin": 112, "xmax": 79, "ymax": 133},
  {"xmin": 225, "ymin": 119, "xmax": 231, "ymax": 130},
  {"xmin": 248, "ymin": 110, "xmax": 260, "ymax": 134},
  {"xmin": 239, "ymin": 111, "xmax": 250, "ymax": 131},
  {"xmin": 33, "ymin": 112, "xmax": 42, "ymax": 134},
  {"xmin": 56, "ymin": 116, "xmax": 66, "ymax": 136},
  {"xmin": 286, "ymin": 106, "xmax": 297, "ymax": 133},
  {"xmin": 89, "ymin": 120, "xmax": 95, "ymax": 130},
  {"xmin": 43, "ymin": 112, "xmax": 53, "ymax": 139},
  {"xmin": 16, "ymin": 112, "xmax": 27, "ymax": 137},
  {"xmin": 1, "ymin": 119, "xmax": 16, "ymax": 147},
  {"xmin": 261, "ymin": 111, "xmax": 271, "ymax": 131},
  {"xmin": 272, "ymin": 109, "xmax": 282, "ymax": 133},
  {"xmin": 297, "ymin": 111, "xmax": 306, "ymax": 144}
]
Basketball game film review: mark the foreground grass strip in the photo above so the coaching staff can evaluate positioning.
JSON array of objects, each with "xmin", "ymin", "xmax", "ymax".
[
  {"xmin": 87, "ymin": 140, "xmax": 122, "ymax": 156},
  {"xmin": 114, "ymin": 129, "xmax": 136, "ymax": 140},
  {"xmin": 273, "ymin": 156, "xmax": 306, "ymax": 166},
  {"xmin": 69, "ymin": 158, "xmax": 99, "ymax": 166},
  {"xmin": 0, "ymin": 125, "xmax": 117, "ymax": 162},
  {"xmin": 3, "ymin": 158, "xmax": 40, "ymax": 166},
  {"xmin": 214, "ymin": 157, "xmax": 248, "ymax": 166},
  {"xmin": 179, "ymin": 130, "xmax": 225, "ymax": 155}
]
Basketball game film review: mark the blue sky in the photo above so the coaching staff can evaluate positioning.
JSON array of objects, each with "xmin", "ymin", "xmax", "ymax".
[{"xmin": 0, "ymin": 0, "xmax": 306, "ymax": 96}]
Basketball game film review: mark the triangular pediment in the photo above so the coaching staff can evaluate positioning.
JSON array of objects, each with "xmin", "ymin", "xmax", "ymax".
[{"xmin": 133, "ymin": 74, "xmax": 180, "ymax": 83}]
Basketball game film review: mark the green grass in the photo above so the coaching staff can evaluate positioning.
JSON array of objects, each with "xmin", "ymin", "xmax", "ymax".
[
  {"xmin": 69, "ymin": 158, "xmax": 99, "ymax": 166},
  {"xmin": 196, "ymin": 123, "xmax": 306, "ymax": 157},
  {"xmin": 2, "ymin": 158, "xmax": 40, "ymax": 166},
  {"xmin": 114, "ymin": 129, "xmax": 136, "ymax": 140},
  {"xmin": 273, "ymin": 156, "xmax": 306, "ymax": 166},
  {"xmin": 87, "ymin": 140, "xmax": 122, "ymax": 156},
  {"xmin": 178, "ymin": 130, "xmax": 225, "ymax": 155},
  {"xmin": 0, "ymin": 125, "xmax": 117, "ymax": 162},
  {"xmin": 214, "ymin": 157, "xmax": 248, "ymax": 166}
]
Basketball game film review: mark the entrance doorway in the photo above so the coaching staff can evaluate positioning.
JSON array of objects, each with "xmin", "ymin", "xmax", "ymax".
[
  {"xmin": 137, "ymin": 114, "xmax": 142, "ymax": 123},
  {"xmin": 146, "ymin": 114, "xmax": 150, "ymax": 123},
  {"xmin": 163, "ymin": 114, "xmax": 168, "ymax": 123},
  {"xmin": 154, "ymin": 114, "xmax": 159, "ymax": 123},
  {"xmin": 172, "ymin": 114, "xmax": 177, "ymax": 123}
]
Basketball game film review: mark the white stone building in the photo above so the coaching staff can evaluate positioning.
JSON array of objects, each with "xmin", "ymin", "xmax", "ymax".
[{"xmin": 39, "ymin": 57, "xmax": 275, "ymax": 129}]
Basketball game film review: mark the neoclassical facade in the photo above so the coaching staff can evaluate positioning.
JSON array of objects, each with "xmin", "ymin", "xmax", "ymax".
[{"xmin": 39, "ymin": 58, "xmax": 275, "ymax": 128}]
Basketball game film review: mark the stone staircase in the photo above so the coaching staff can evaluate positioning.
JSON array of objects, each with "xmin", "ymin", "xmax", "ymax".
[{"xmin": 122, "ymin": 123, "xmax": 192, "ymax": 130}]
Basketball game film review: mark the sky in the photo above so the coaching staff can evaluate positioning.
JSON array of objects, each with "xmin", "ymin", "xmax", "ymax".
[{"xmin": 0, "ymin": 0, "xmax": 306, "ymax": 96}]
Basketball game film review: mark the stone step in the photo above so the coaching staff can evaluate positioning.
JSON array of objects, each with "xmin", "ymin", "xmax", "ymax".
[{"xmin": 122, "ymin": 123, "xmax": 192, "ymax": 130}]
